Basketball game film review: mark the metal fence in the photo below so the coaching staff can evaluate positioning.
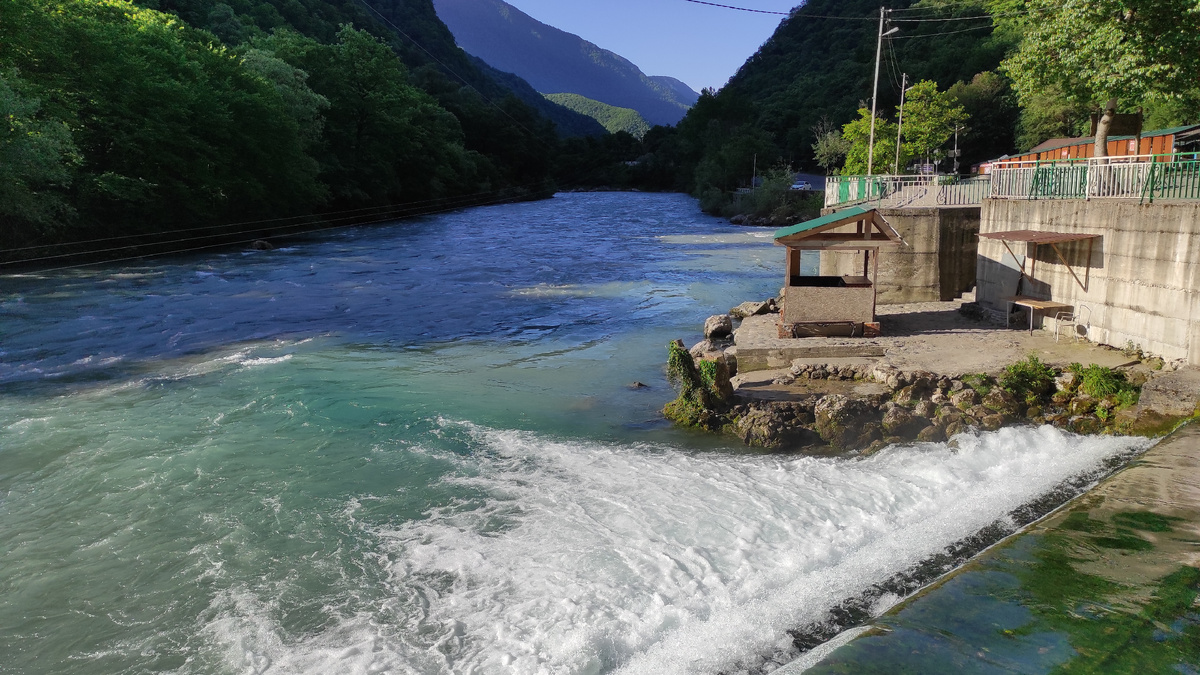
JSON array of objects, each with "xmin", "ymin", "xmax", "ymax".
[
  {"xmin": 988, "ymin": 153, "xmax": 1200, "ymax": 203},
  {"xmin": 825, "ymin": 174, "xmax": 990, "ymax": 209}
]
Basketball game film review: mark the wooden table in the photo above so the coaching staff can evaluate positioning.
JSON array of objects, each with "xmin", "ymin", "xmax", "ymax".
[{"xmin": 1002, "ymin": 296, "xmax": 1073, "ymax": 334}]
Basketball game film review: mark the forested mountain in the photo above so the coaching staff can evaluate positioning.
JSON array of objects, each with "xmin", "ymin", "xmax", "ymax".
[
  {"xmin": 544, "ymin": 94, "xmax": 651, "ymax": 139},
  {"xmin": 0, "ymin": 0, "xmax": 610, "ymax": 259},
  {"xmin": 431, "ymin": 0, "xmax": 699, "ymax": 126}
]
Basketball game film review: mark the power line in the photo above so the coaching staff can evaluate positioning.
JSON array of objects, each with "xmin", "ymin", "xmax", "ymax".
[
  {"xmin": 682, "ymin": 0, "xmax": 789, "ymax": 15},
  {"xmin": 890, "ymin": 23, "xmax": 995, "ymax": 38}
]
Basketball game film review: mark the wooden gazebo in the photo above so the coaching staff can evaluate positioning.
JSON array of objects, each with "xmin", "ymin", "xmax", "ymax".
[{"xmin": 773, "ymin": 206, "xmax": 904, "ymax": 337}]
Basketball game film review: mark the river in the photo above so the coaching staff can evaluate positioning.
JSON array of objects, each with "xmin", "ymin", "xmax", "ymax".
[{"xmin": 0, "ymin": 193, "xmax": 1150, "ymax": 674}]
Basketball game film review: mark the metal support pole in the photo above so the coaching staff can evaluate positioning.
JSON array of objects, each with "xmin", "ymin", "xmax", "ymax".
[
  {"xmin": 893, "ymin": 73, "xmax": 907, "ymax": 174},
  {"xmin": 867, "ymin": 6, "xmax": 887, "ymax": 176}
]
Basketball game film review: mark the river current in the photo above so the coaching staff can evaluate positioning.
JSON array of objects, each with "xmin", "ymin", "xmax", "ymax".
[{"xmin": 0, "ymin": 193, "xmax": 1150, "ymax": 674}]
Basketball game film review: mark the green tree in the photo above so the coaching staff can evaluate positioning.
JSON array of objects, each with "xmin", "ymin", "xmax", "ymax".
[
  {"xmin": 811, "ymin": 116, "xmax": 850, "ymax": 174},
  {"xmin": 0, "ymin": 71, "xmax": 79, "ymax": 245},
  {"xmin": 841, "ymin": 108, "xmax": 899, "ymax": 175},
  {"xmin": 899, "ymin": 79, "xmax": 967, "ymax": 170},
  {"xmin": 993, "ymin": 0, "xmax": 1200, "ymax": 155},
  {"xmin": 946, "ymin": 71, "xmax": 1017, "ymax": 168}
]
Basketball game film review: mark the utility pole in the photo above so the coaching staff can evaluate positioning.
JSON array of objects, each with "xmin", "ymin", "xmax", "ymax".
[
  {"xmin": 867, "ymin": 7, "xmax": 899, "ymax": 176},
  {"xmin": 952, "ymin": 125, "xmax": 961, "ymax": 175},
  {"xmin": 893, "ymin": 73, "xmax": 908, "ymax": 174},
  {"xmin": 752, "ymin": 153, "xmax": 757, "ymax": 187}
]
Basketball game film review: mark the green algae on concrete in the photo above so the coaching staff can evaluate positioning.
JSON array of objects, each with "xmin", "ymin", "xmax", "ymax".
[{"xmin": 804, "ymin": 423, "xmax": 1200, "ymax": 674}]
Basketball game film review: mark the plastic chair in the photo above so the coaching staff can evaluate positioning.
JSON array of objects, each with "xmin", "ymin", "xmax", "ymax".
[{"xmin": 1054, "ymin": 304, "xmax": 1091, "ymax": 343}]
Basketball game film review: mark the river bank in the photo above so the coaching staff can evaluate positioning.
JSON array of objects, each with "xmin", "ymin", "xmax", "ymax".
[
  {"xmin": 669, "ymin": 295, "xmax": 1200, "ymax": 451},
  {"xmin": 795, "ymin": 420, "xmax": 1200, "ymax": 673}
]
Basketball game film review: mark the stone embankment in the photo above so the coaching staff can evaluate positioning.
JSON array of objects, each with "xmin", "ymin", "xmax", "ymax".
[{"xmin": 666, "ymin": 298, "xmax": 1200, "ymax": 451}]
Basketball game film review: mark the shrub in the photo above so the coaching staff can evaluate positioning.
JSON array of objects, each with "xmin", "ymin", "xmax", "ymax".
[
  {"xmin": 962, "ymin": 373, "xmax": 994, "ymax": 396},
  {"xmin": 1000, "ymin": 355, "xmax": 1056, "ymax": 404}
]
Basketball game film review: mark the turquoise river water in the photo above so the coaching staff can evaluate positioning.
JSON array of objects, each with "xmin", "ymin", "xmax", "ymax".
[{"xmin": 0, "ymin": 193, "xmax": 1151, "ymax": 674}]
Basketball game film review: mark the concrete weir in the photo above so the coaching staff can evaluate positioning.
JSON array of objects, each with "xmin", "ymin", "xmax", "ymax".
[{"xmin": 796, "ymin": 421, "xmax": 1200, "ymax": 673}]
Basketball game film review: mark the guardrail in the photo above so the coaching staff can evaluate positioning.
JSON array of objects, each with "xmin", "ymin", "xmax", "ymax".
[
  {"xmin": 988, "ymin": 153, "xmax": 1200, "ymax": 203},
  {"xmin": 826, "ymin": 174, "xmax": 990, "ymax": 209}
]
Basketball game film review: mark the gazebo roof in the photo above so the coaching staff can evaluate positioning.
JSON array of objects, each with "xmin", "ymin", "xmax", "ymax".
[{"xmin": 773, "ymin": 206, "xmax": 904, "ymax": 248}]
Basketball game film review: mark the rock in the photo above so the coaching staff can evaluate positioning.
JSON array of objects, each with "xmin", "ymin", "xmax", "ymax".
[
  {"xmin": 936, "ymin": 377, "xmax": 952, "ymax": 390},
  {"xmin": 1025, "ymin": 405, "xmax": 1043, "ymax": 419},
  {"xmin": 1137, "ymin": 368, "xmax": 1200, "ymax": 417},
  {"xmin": 893, "ymin": 384, "xmax": 928, "ymax": 405},
  {"xmin": 935, "ymin": 410, "xmax": 963, "ymax": 429},
  {"xmin": 862, "ymin": 439, "xmax": 890, "ymax": 457},
  {"xmin": 909, "ymin": 370, "xmax": 937, "ymax": 391},
  {"xmin": 944, "ymin": 421, "xmax": 966, "ymax": 438},
  {"xmin": 1046, "ymin": 413, "xmax": 1070, "ymax": 428},
  {"xmin": 814, "ymin": 395, "xmax": 883, "ymax": 451},
  {"xmin": 930, "ymin": 389, "xmax": 948, "ymax": 405},
  {"xmin": 912, "ymin": 400, "xmax": 937, "ymax": 419},
  {"xmin": 981, "ymin": 389, "xmax": 1020, "ymax": 417},
  {"xmin": 949, "ymin": 379, "xmax": 967, "ymax": 392},
  {"xmin": 689, "ymin": 340, "xmax": 720, "ymax": 358},
  {"xmin": 1051, "ymin": 390, "xmax": 1073, "ymax": 407},
  {"xmin": 1055, "ymin": 371, "xmax": 1078, "ymax": 392},
  {"xmin": 882, "ymin": 406, "xmax": 929, "ymax": 438},
  {"xmin": 966, "ymin": 404, "xmax": 991, "ymax": 420},
  {"xmin": 628, "ymin": 381, "xmax": 649, "ymax": 389},
  {"xmin": 950, "ymin": 389, "xmax": 979, "ymax": 409},
  {"xmin": 250, "ymin": 240, "xmax": 274, "ymax": 250},
  {"xmin": 772, "ymin": 374, "xmax": 796, "ymax": 385},
  {"xmin": 980, "ymin": 414, "xmax": 1005, "ymax": 431},
  {"xmin": 871, "ymin": 362, "xmax": 902, "ymax": 389},
  {"xmin": 699, "ymin": 356, "xmax": 736, "ymax": 403},
  {"xmin": 916, "ymin": 425, "xmax": 946, "ymax": 443},
  {"xmin": 1069, "ymin": 415, "xmax": 1102, "ymax": 434},
  {"xmin": 703, "ymin": 314, "xmax": 733, "ymax": 340},
  {"xmin": 734, "ymin": 404, "xmax": 818, "ymax": 449},
  {"xmin": 730, "ymin": 214, "xmax": 747, "ymax": 225},
  {"xmin": 730, "ymin": 300, "xmax": 772, "ymax": 318},
  {"xmin": 1068, "ymin": 394, "xmax": 1096, "ymax": 416}
]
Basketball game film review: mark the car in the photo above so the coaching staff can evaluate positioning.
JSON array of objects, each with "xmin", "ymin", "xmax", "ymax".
[{"xmin": 790, "ymin": 181, "xmax": 812, "ymax": 191}]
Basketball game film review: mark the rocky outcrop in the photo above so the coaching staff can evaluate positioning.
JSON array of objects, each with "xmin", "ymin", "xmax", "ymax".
[{"xmin": 703, "ymin": 314, "xmax": 733, "ymax": 340}]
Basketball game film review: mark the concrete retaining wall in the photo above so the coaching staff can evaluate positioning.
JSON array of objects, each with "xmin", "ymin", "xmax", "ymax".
[
  {"xmin": 819, "ymin": 207, "xmax": 980, "ymax": 303},
  {"xmin": 976, "ymin": 199, "xmax": 1200, "ymax": 366}
]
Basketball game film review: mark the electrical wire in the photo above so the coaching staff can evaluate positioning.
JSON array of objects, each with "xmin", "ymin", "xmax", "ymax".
[{"xmin": 890, "ymin": 23, "xmax": 995, "ymax": 38}]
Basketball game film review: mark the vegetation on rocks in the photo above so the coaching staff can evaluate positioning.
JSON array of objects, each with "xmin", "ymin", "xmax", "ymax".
[
  {"xmin": 663, "ymin": 340, "xmax": 732, "ymax": 430},
  {"xmin": 664, "ymin": 343, "xmax": 1183, "ymax": 451}
]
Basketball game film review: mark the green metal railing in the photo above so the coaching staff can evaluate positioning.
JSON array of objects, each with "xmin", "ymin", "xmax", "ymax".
[
  {"xmin": 989, "ymin": 153, "xmax": 1200, "ymax": 203},
  {"xmin": 826, "ymin": 174, "xmax": 990, "ymax": 209}
]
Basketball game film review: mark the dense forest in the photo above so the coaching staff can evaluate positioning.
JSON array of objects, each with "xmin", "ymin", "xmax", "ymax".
[
  {"xmin": 544, "ymin": 94, "xmax": 651, "ymax": 139},
  {"xmin": 6, "ymin": 0, "xmax": 1199, "ymax": 260},
  {"xmin": 588, "ymin": 0, "xmax": 1200, "ymax": 221},
  {"xmin": 0, "ymin": 0, "xmax": 610, "ymax": 262}
]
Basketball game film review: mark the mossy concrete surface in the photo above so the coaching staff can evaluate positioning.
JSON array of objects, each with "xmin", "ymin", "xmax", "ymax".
[{"xmin": 799, "ymin": 422, "xmax": 1200, "ymax": 674}]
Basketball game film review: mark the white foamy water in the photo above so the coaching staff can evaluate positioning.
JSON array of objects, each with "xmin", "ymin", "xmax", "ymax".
[{"xmin": 205, "ymin": 423, "xmax": 1149, "ymax": 674}]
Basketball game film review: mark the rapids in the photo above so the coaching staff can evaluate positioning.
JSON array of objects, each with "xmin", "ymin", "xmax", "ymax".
[{"xmin": 0, "ymin": 193, "xmax": 1150, "ymax": 674}]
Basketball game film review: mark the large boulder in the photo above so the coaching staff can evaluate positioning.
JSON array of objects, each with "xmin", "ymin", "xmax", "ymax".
[
  {"xmin": 703, "ymin": 314, "xmax": 733, "ymax": 339},
  {"xmin": 981, "ymin": 388, "xmax": 1021, "ymax": 417},
  {"xmin": 882, "ymin": 406, "xmax": 930, "ymax": 438},
  {"xmin": 951, "ymin": 389, "xmax": 980, "ymax": 409},
  {"xmin": 814, "ymin": 395, "xmax": 883, "ymax": 450},
  {"xmin": 734, "ymin": 403, "xmax": 817, "ymax": 449}
]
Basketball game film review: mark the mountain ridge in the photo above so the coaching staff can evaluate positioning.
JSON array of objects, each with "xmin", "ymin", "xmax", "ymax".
[{"xmin": 432, "ymin": 0, "xmax": 698, "ymax": 126}]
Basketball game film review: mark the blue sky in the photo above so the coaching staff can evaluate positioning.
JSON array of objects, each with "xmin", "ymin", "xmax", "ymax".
[{"xmin": 500, "ymin": 0, "xmax": 798, "ymax": 93}]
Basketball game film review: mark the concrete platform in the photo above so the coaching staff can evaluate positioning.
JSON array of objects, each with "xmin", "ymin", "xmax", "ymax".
[{"xmin": 730, "ymin": 298, "xmax": 1141, "ymax": 376}]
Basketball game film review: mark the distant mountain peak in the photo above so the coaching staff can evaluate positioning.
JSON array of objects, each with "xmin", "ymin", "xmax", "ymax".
[{"xmin": 433, "ymin": 0, "xmax": 699, "ymax": 127}]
